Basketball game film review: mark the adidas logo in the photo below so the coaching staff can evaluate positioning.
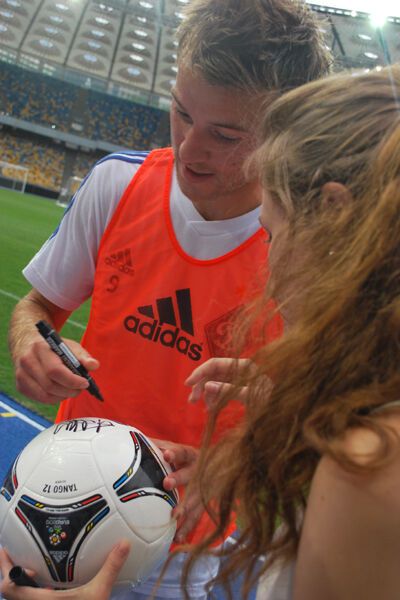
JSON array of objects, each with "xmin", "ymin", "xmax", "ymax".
[
  {"xmin": 124, "ymin": 288, "xmax": 203, "ymax": 361},
  {"xmin": 105, "ymin": 248, "xmax": 134, "ymax": 276}
]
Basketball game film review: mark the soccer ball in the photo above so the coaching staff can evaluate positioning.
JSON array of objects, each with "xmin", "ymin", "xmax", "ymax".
[{"xmin": 0, "ymin": 418, "xmax": 178, "ymax": 588}]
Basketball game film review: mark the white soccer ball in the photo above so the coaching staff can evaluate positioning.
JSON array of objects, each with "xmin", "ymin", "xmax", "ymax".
[{"xmin": 0, "ymin": 418, "xmax": 178, "ymax": 588}]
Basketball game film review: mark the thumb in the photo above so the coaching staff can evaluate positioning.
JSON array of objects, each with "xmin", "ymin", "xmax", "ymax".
[
  {"xmin": 80, "ymin": 354, "xmax": 100, "ymax": 372},
  {"xmin": 65, "ymin": 339, "xmax": 100, "ymax": 372},
  {"xmin": 93, "ymin": 540, "xmax": 130, "ymax": 591}
]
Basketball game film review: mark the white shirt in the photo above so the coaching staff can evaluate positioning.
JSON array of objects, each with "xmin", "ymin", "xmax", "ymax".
[{"xmin": 23, "ymin": 151, "xmax": 261, "ymax": 310}]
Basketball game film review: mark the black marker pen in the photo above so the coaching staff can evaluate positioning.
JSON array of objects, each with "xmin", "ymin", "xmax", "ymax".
[
  {"xmin": 35, "ymin": 320, "xmax": 104, "ymax": 402},
  {"xmin": 9, "ymin": 566, "xmax": 39, "ymax": 587}
]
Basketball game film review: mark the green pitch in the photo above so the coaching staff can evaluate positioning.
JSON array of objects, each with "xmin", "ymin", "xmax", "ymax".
[{"xmin": 0, "ymin": 188, "xmax": 90, "ymax": 421}]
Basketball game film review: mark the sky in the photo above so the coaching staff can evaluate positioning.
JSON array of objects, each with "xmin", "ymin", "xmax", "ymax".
[{"xmin": 306, "ymin": 0, "xmax": 400, "ymax": 19}]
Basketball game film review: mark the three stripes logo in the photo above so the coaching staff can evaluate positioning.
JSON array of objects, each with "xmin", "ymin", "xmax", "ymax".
[
  {"xmin": 124, "ymin": 288, "xmax": 203, "ymax": 361},
  {"xmin": 105, "ymin": 248, "xmax": 134, "ymax": 277}
]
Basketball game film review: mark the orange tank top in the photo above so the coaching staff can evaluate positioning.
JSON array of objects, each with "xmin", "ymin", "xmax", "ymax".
[{"xmin": 56, "ymin": 148, "xmax": 281, "ymax": 543}]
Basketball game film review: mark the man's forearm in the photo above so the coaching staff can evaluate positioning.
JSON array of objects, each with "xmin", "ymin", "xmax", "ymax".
[{"xmin": 9, "ymin": 290, "xmax": 70, "ymax": 364}]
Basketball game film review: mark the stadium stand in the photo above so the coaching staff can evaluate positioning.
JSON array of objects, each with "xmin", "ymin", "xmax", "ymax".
[
  {"xmin": 0, "ymin": 63, "xmax": 76, "ymax": 133},
  {"xmin": 85, "ymin": 89, "xmax": 163, "ymax": 148},
  {"xmin": 0, "ymin": 129, "xmax": 65, "ymax": 192},
  {"xmin": 0, "ymin": 63, "xmax": 165, "ymax": 148}
]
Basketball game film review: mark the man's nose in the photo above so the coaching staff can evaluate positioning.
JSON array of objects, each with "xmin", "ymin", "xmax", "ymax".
[{"xmin": 178, "ymin": 126, "xmax": 210, "ymax": 164}]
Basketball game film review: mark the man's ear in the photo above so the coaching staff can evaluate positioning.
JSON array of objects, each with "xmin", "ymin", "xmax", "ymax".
[{"xmin": 321, "ymin": 182, "xmax": 352, "ymax": 207}]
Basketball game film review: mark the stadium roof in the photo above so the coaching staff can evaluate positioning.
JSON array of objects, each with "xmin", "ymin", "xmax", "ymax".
[{"xmin": 0, "ymin": 0, "xmax": 399, "ymax": 109}]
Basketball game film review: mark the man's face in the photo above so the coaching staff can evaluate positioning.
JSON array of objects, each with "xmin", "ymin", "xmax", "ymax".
[
  {"xmin": 170, "ymin": 66, "xmax": 263, "ymax": 220},
  {"xmin": 259, "ymin": 189, "xmax": 289, "ymax": 276},
  {"xmin": 260, "ymin": 189, "xmax": 307, "ymax": 327}
]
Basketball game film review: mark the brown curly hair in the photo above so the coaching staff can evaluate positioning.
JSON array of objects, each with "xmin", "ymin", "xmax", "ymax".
[{"xmin": 181, "ymin": 65, "xmax": 400, "ymax": 599}]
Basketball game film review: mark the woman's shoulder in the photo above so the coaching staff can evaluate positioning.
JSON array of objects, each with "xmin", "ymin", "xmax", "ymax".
[
  {"xmin": 295, "ymin": 411, "xmax": 400, "ymax": 599},
  {"xmin": 312, "ymin": 407, "xmax": 400, "ymax": 509},
  {"xmin": 333, "ymin": 405, "xmax": 400, "ymax": 469}
]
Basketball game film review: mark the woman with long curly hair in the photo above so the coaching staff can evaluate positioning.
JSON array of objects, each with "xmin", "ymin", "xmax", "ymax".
[{"xmin": 185, "ymin": 64, "xmax": 400, "ymax": 600}]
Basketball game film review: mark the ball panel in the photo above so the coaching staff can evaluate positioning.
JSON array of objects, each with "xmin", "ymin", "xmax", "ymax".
[
  {"xmin": 77, "ymin": 513, "xmax": 176, "ymax": 586},
  {"xmin": 2, "ymin": 487, "xmax": 113, "ymax": 587},
  {"xmin": 98, "ymin": 428, "xmax": 178, "ymax": 517},
  {"xmin": 91, "ymin": 424, "xmax": 141, "ymax": 484},
  {"xmin": 118, "ymin": 495, "xmax": 175, "ymax": 544},
  {"xmin": 0, "ymin": 458, "xmax": 18, "ymax": 529},
  {"xmin": 24, "ymin": 442, "xmax": 103, "ymax": 500}
]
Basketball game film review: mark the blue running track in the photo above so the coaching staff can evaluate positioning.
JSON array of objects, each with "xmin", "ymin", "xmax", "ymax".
[
  {"xmin": 0, "ymin": 392, "xmax": 50, "ymax": 476},
  {"xmin": 0, "ymin": 392, "xmax": 259, "ymax": 599}
]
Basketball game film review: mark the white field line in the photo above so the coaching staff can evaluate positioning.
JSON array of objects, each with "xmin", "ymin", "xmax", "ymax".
[
  {"xmin": 0, "ymin": 288, "xmax": 85, "ymax": 330},
  {"xmin": 0, "ymin": 399, "xmax": 46, "ymax": 431}
]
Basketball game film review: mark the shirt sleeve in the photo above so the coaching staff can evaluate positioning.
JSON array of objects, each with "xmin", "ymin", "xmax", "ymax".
[{"xmin": 23, "ymin": 155, "xmax": 144, "ymax": 311}]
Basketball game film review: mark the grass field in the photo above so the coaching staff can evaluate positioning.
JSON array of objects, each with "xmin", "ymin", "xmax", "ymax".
[{"xmin": 0, "ymin": 188, "xmax": 91, "ymax": 421}]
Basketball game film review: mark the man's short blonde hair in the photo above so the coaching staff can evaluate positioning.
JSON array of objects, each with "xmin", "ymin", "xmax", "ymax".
[{"xmin": 177, "ymin": 0, "xmax": 332, "ymax": 93}]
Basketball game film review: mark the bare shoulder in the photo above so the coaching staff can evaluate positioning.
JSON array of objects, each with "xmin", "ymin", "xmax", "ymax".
[
  {"xmin": 340, "ymin": 408, "xmax": 400, "ymax": 460},
  {"xmin": 313, "ymin": 409, "xmax": 400, "ymax": 507},
  {"xmin": 294, "ymin": 411, "xmax": 400, "ymax": 599}
]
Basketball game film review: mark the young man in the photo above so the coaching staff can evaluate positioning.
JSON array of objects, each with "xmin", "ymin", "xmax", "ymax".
[{"xmin": 8, "ymin": 0, "xmax": 331, "ymax": 597}]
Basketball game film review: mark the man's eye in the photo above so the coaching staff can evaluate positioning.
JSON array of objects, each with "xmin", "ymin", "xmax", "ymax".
[
  {"xmin": 214, "ymin": 130, "xmax": 240, "ymax": 143},
  {"xmin": 175, "ymin": 107, "xmax": 191, "ymax": 122}
]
